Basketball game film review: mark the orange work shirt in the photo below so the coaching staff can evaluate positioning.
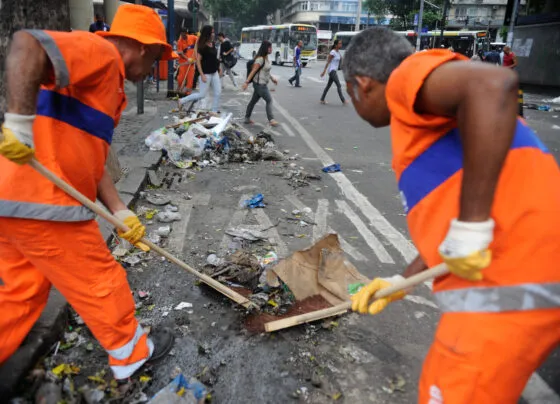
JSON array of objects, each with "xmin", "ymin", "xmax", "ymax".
[
  {"xmin": 386, "ymin": 50, "xmax": 560, "ymax": 298},
  {"xmin": 0, "ymin": 30, "xmax": 126, "ymax": 221}
]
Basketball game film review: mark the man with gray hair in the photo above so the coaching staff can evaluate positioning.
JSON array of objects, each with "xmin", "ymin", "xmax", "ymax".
[{"xmin": 344, "ymin": 27, "xmax": 560, "ymax": 402}]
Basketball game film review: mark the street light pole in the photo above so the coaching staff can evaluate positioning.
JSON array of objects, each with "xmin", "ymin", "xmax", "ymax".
[
  {"xmin": 355, "ymin": 0, "xmax": 362, "ymax": 32},
  {"xmin": 167, "ymin": 0, "xmax": 175, "ymax": 94},
  {"xmin": 507, "ymin": 0, "xmax": 519, "ymax": 46},
  {"xmin": 135, "ymin": 0, "xmax": 144, "ymax": 114},
  {"xmin": 415, "ymin": 0, "xmax": 424, "ymax": 51},
  {"xmin": 440, "ymin": 0, "xmax": 448, "ymax": 46}
]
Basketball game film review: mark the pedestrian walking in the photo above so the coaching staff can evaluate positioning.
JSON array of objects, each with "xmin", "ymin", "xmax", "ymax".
[
  {"xmin": 217, "ymin": 32, "xmax": 238, "ymax": 88},
  {"xmin": 320, "ymin": 39, "xmax": 347, "ymax": 105},
  {"xmin": 242, "ymin": 40, "xmax": 279, "ymax": 127},
  {"xmin": 288, "ymin": 40, "xmax": 303, "ymax": 87},
  {"xmin": 502, "ymin": 46, "xmax": 518, "ymax": 69},
  {"xmin": 89, "ymin": 13, "xmax": 110, "ymax": 33},
  {"xmin": 343, "ymin": 27, "xmax": 560, "ymax": 403},
  {"xmin": 178, "ymin": 25, "xmax": 222, "ymax": 112},
  {"xmin": 0, "ymin": 4, "xmax": 177, "ymax": 385}
]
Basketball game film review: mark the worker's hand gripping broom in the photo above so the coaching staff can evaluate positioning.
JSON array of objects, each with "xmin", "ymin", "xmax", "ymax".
[{"xmin": 28, "ymin": 158, "xmax": 255, "ymax": 309}]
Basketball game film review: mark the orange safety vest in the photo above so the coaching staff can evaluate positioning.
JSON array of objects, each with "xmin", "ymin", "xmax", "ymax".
[
  {"xmin": 386, "ymin": 50, "xmax": 560, "ymax": 313},
  {"xmin": 0, "ymin": 30, "xmax": 126, "ymax": 221}
]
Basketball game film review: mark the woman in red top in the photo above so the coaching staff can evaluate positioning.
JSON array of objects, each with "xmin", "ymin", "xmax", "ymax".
[{"xmin": 502, "ymin": 45, "xmax": 518, "ymax": 68}]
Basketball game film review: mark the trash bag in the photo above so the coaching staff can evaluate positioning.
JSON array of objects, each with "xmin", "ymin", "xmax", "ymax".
[
  {"xmin": 145, "ymin": 128, "xmax": 170, "ymax": 151},
  {"xmin": 148, "ymin": 374, "xmax": 207, "ymax": 404}
]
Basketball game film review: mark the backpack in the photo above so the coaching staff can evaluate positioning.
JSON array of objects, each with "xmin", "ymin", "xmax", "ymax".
[
  {"xmin": 246, "ymin": 58, "xmax": 264, "ymax": 83},
  {"xmin": 222, "ymin": 39, "xmax": 237, "ymax": 68}
]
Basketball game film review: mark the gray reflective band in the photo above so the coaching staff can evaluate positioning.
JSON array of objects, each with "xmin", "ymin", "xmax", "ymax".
[
  {"xmin": 434, "ymin": 283, "xmax": 560, "ymax": 313},
  {"xmin": 24, "ymin": 30, "xmax": 70, "ymax": 89},
  {"xmin": 0, "ymin": 200, "xmax": 95, "ymax": 222}
]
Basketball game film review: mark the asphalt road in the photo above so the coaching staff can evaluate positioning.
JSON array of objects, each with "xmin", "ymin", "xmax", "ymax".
[{"xmin": 219, "ymin": 61, "xmax": 560, "ymax": 402}]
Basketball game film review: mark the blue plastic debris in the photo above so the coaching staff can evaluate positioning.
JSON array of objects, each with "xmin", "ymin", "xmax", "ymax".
[
  {"xmin": 322, "ymin": 163, "xmax": 341, "ymax": 173},
  {"xmin": 148, "ymin": 374, "xmax": 207, "ymax": 404},
  {"xmin": 243, "ymin": 193, "xmax": 266, "ymax": 209}
]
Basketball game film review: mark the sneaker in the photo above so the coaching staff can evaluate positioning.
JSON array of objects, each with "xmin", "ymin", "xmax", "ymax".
[
  {"xmin": 147, "ymin": 327, "xmax": 174, "ymax": 363},
  {"xmin": 269, "ymin": 120, "xmax": 279, "ymax": 127},
  {"xmin": 294, "ymin": 85, "xmax": 302, "ymax": 88},
  {"xmin": 244, "ymin": 118, "xmax": 255, "ymax": 125}
]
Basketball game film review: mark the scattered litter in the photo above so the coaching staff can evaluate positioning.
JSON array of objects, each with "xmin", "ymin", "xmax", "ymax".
[
  {"xmin": 52, "ymin": 363, "xmax": 80, "ymax": 378},
  {"xmin": 138, "ymin": 290, "xmax": 150, "ymax": 299},
  {"xmin": 299, "ymin": 220, "xmax": 309, "ymax": 227},
  {"xmin": 553, "ymin": 125, "xmax": 560, "ymax": 130},
  {"xmin": 148, "ymin": 233, "xmax": 161, "ymax": 244},
  {"xmin": 322, "ymin": 163, "xmax": 341, "ymax": 173},
  {"xmin": 242, "ymin": 193, "xmax": 265, "ymax": 209},
  {"xmin": 382, "ymin": 375, "xmax": 406, "ymax": 394},
  {"xmin": 414, "ymin": 311, "xmax": 427, "ymax": 319},
  {"xmin": 148, "ymin": 374, "xmax": 207, "ymax": 404},
  {"xmin": 175, "ymin": 302, "xmax": 193, "ymax": 310},
  {"xmin": 206, "ymin": 254, "xmax": 224, "ymax": 266},
  {"xmin": 259, "ymin": 251, "xmax": 278, "ymax": 268},
  {"xmin": 123, "ymin": 255, "xmax": 143, "ymax": 266},
  {"xmin": 157, "ymin": 211, "xmax": 182, "ymax": 223},
  {"xmin": 146, "ymin": 195, "xmax": 172, "ymax": 206},
  {"xmin": 351, "ymin": 169, "xmax": 363, "ymax": 174},
  {"xmin": 156, "ymin": 225, "xmax": 172, "ymax": 236},
  {"xmin": 292, "ymin": 209, "xmax": 301, "ymax": 215},
  {"xmin": 325, "ymin": 147, "xmax": 334, "ymax": 151},
  {"xmin": 347, "ymin": 282, "xmax": 365, "ymax": 295},
  {"xmin": 144, "ymin": 209, "xmax": 159, "ymax": 220},
  {"xmin": 302, "ymin": 207, "xmax": 312, "ymax": 215},
  {"xmin": 140, "ymin": 375, "xmax": 152, "ymax": 383},
  {"xmin": 225, "ymin": 227, "xmax": 267, "ymax": 241},
  {"xmin": 112, "ymin": 246, "xmax": 129, "ymax": 257},
  {"xmin": 165, "ymin": 204, "xmax": 179, "ymax": 212},
  {"xmin": 82, "ymin": 387, "xmax": 105, "ymax": 404},
  {"xmin": 163, "ymin": 116, "xmax": 169, "ymax": 120}
]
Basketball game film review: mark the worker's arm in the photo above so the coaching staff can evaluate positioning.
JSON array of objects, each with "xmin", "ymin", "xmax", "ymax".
[
  {"xmin": 6, "ymin": 31, "xmax": 51, "ymax": 115},
  {"xmin": 321, "ymin": 53, "xmax": 333, "ymax": 77},
  {"xmin": 509, "ymin": 54, "xmax": 518, "ymax": 69},
  {"xmin": 0, "ymin": 31, "xmax": 53, "ymax": 164},
  {"xmin": 97, "ymin": 169, "xmax": 127, "ymax": 214},
  {"xmin": 97, "ymin": 169, "xmax": 149, "ymax": 250},
  {"xmin": 416, "ymin": 61, "xmax": 518, "ymax": 280},
  {"xmin": 416, "ymin": 61, "xmax": 518, "ymax": 221}
]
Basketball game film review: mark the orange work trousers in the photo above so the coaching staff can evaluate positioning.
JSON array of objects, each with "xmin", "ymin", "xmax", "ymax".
[
  {"xmin": 0, "ymin": 218, "xmax": 152, "ymax": 379},
  {"xmin": 419, "ymin": 309, "xmax": 560, "ymax": 403},
  {"xmin": 177, "ymin": 62, "xmax": 195, "ymax": 93}
]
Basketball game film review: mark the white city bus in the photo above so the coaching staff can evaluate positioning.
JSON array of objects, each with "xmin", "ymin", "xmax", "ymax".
[
  {"xmin": 239, "ymin": 24, "xmax": 318, "ymax": 66},
  {"xmin": 332, "ymin": 31, "xmax": 359, "ymax": 57}
]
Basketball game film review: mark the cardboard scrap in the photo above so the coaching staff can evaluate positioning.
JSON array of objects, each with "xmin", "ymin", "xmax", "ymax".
[{"xmin": 266, "ymin": 234, "xmax": 370, "ymax": 307}]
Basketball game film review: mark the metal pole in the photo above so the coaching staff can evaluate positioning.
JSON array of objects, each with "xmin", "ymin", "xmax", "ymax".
[
  {"xmin": 168, "ymin": 0, "xmax": 175, "ymax": 94},
  {"xmin": 415, "ymin": 0, "xmax": 424, "ymax": 51},
  {"xmin": 135, "ymin": 0, "xmax": 144, "ymax": 114},
  {"xmin": 507, "ymin": 0, "xmax": 519, "ymax": 46},
  {"xmin": 439, "ymin": 0, "xmax": 448, "ymax": 47},
  {"xmin": 355, "ymin": 0, "xmax": 362, "ymax": 32}
]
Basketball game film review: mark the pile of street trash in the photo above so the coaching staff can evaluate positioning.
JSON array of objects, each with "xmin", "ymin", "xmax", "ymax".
[
  {"xmin": 205, "ymin": 249, "xmax": 295, "ymax": 315},
  {"xmin": 145, "ymin": 112, "xmax": 285, "ymax": 169}
]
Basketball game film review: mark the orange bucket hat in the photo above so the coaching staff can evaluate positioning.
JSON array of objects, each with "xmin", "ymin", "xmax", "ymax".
[{"xmin": 97, "ymin": 4, "xmax": 178, "ymax": 60}]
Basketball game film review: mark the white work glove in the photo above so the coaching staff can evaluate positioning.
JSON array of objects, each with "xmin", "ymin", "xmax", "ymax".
[
  {"xmin": 438, "ymin": 219, "xmax": 495, "ymax": 281},
  {"xmin": 0, "ymin": 113, "xmax": 35, "ymax": 164}
]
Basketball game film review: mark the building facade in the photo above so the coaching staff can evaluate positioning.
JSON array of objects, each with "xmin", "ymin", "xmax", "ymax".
[
  {"xmin": 280, "ymin": 0, "xmax": 387, "ymax": 32},
  {"xmin": 448, "ymin": 0, "xmax": 525, "ymax": 32}
]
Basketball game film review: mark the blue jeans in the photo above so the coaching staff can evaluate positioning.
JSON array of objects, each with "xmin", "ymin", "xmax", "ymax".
[
  {"xmin": 289, "ymin": 66, "xmax": 302, "ymax": 86},
  {"xmin": 179, "ymin": 72, "xmax": 222, "ymax": 112}
]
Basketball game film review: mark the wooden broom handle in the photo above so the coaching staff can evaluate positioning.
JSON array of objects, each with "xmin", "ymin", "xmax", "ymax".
[
  {"xmin": 29, "ymin": 158, "xmax": 254, "ymax": 309},
  {"xmin": 264, "ymin": 263, "xmax": 449, "ymax": 332}
]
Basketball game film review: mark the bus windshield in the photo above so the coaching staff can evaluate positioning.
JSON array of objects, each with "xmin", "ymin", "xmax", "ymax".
[
  {"xmin": 337, "ymin": 35, "xmax": 355, "ymax": 50},
  {"xmin": 291, "ymin": 27, "xmax": 317, "ymax": 51}
]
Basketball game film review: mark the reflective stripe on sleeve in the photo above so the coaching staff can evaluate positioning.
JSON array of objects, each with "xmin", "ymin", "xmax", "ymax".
[
  {"xmin": 107, "ymin": 325, "xmax": 145, "ymax": 361},
  {"xmin": 111, "ymin": 338, "xmax": 154, "ymax": 380},
  {"xmin": 434, "ymin": 282, "xmax": 560, "ymax": 313},
  {"xmin": 0, "ymin": 200, "xmax": 95, "ymax": 221},
  {"xmin": 24, "ymin": 30, "xmax": 70, "ymax": 89}
]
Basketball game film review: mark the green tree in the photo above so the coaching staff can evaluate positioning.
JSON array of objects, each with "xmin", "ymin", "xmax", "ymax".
[
  {"xmin": 205, "ymin": 0, "xmax": 290, "ymax": 29},
  {"xmin": 363, "ymin": 0, "xmax": 388, "ymax": 24},
  {"xmin": 364, "ymin": 0, "xmax": 444, "ymax": 30}
]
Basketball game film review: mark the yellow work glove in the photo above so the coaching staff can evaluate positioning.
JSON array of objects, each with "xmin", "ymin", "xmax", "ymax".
[
  {"xmin": 438, "ymin": 218, "xmax": 494, "ymax": 281},
  {"xmin": 0, "ymin": 113, "xmax": 36, "ymax": 164},
  {"xmin": 114, "ymin": 210, "xmax": 150, "ymax": 252},
  {"xmin": 351, "ymin": 275, "xmax": 407, "ymax": 316}
]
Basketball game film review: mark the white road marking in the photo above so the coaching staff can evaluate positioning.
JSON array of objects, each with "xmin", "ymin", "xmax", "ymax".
[
  {"xmin": 523, "ymin": 373, "xmax": 560, "ymax": 404},
  {"xmin": 313, "ymin": 199, "xmax": 329, "ymax": 242},
  {"xmin": 285, "ymin": 195, "xmax": 367, "ymax": 262},
  {"xmin": 306, "ymin": 76, "xmax": 323, "ymax": 83},
  {"xmin": 274, "ymin": 101, "xmax": 417, "ymax": 262},
  {"xmin": 253, "ymin": 208, "xmax": 289, "ymax": 257},
  {"xmin": 168, "ymin": 194, "xmax": 210, "ymax": 255},
  {"xmin": 335, "ymin": 200, "xmax": 394, "ymax": 264},
  {"xmin": 219, "ymin": 194, "xmax": 250, "ymax": 255},
  {"xmin": 266, "ymin": 128, "xmax": 284, "ymax": 137},
  {"xmin": 280, "ymin": 122, "xmax": 297, "ymax": 137}
]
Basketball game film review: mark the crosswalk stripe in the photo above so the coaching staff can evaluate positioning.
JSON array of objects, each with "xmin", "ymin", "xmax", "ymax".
[
  {"xmin": 280, "ymin": 122, "xmax": 296, "ymax": 137},
  {"xmin": 285, "ymin": 195, "xmax": 367, "ymax": 262},
  {"xmin": 335, "ymin": 200, "xmax": 394, "ymax": 264},
  {"xmin": 312, "ymin": 199, "xmax": 329, "ymax": 241},
  {"xmin": 168, "ymin": 194, "xmax": 210, "ymax": 255},
  {"xmin": 219, "ymin": 194, "xmax": 250, "ymax": 255},
  {"xmin": 523, "ymin": 373, "xmax": 560, "ymax": 404},
  {"xmin": 253, "ymin": 208, "xmax": 289, "ymax": 258}
]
